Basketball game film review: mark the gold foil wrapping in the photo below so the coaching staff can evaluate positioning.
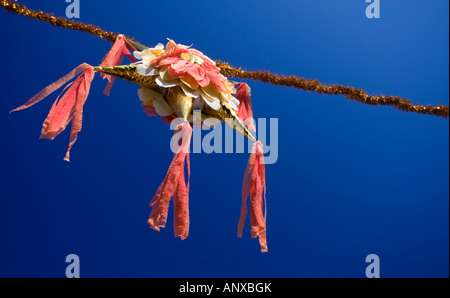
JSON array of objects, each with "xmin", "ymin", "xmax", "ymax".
[
  {"xmin": 94, "ymin": 65, "xmax": 160, "ymax": 90},
  {"xmin": 94, "ymin": 65, "xmax": 257, "ymax": 142},
  {"xmin": 166, "ymin": 86, "xmax": 194, "ymax": 121},
  {"xmin": 202, "ymin": 100, "xmax": 257, "ymax": 143}
]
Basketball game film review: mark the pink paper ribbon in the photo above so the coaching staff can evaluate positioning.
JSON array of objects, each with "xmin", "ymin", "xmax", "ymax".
[
  {"xmin": 237, "ymin": 142, "xmax": 267, "ymax": 252},
  {"xmin": 235, "ymin": 83, "xmax": 256, "ymax": 132},
  {"xmin": 148, "ymin": 123, "xmax": 192, "ymax": 239},
  {"xmin": 99, "ymin": 34, "xmax": 137, "ymax": 96},
  {"xmin": 11, "ymin": 63, "xmax": 95, "ymax": 161}
]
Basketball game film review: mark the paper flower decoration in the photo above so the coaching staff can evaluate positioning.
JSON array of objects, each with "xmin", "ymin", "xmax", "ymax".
[{"xmin": 134, "ymin": 39, "xmax": 239, "ymax": 111}]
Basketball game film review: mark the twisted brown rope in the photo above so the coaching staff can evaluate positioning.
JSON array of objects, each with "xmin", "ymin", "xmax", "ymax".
[
  {"xmin": 217, "ymin": 62, "xmax": 449, "ymax": 118},
  {"xmin": 1, "ymin": 0, "xmax": 448, "ymax": 118},
  {"xmin": 0, "ymin": 0, "xmax": 120, "ymax": 42}
]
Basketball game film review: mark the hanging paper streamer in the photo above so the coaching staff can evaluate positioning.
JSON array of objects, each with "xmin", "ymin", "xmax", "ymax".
[
  {"xmin": 99, "ymin": 34, "xmax": 137, "ymax": 95},
  {"xmin": 173, "ymin": 151, "xmax": 190, "ymax": 240},
  {"xmin": 235, "ymin": 83, "xmax": 256, "ymax": 131},
  {"xmin": 148, "ymin": 123, "xmax": 192, "ymax": 240},
  {"xmin": 238, "ymin": 141, "xmax": 267, "ymax": 253},
  {"xmin": 235, "ymin": 83, "xmax": 268, "ymax": 252},
  {"xmin": 10, "ymin": 63, "xmax": 95, "ymax": 161}
]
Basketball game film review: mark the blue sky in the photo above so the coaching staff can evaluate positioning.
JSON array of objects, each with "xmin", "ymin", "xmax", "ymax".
[{"xmin": 0, "ymin": 0, "xmax": 448, "ymax": 277}]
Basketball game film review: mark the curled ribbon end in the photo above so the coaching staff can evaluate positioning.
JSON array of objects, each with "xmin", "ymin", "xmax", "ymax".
[{"xmin": 147, "ymin": 218, "xmax": 163, "ymax": 232}]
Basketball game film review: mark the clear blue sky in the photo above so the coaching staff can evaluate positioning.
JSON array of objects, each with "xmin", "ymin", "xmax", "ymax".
[{"xmin": 0, "ymin": 0, "xmax": 448, "ymax": 277}]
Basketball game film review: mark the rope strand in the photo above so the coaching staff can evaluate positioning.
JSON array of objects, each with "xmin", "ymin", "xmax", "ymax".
[
  {"xmin": 0, "ymin": 0, "xmax": 121, "ymax": 42},
  {"xmin": 1, "ymin": 0, "xmax": 448, "ymax": 118},
  {"xmin": 217, "ymin": 62, "xmax": 449, "ymax": 118}
]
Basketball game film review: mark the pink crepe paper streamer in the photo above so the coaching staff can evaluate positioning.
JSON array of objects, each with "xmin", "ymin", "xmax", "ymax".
[
  {"xmin": 173, "ymin": 151, "xmax": 190, "ymax": 240},
  {"xmin": 235, "ymin": 83, "xmax": 256, "ymax": 132},
  {"xmin": 148, "ymin": 123, "xmax": 192, "ymax": 240},
  {"xmin": 235, "ymin": 83, "xmax": 268, "ymax": 252},
  {"xmin": 10, "ymin": 63, "xmax": 95, "ymax": 162},
  {"xmin": 99, "ymin": 34, "xmax": 137, "ymax": 96},
  {"xmin": 237, "ymin": 141, "xmax": 267, "ymax": 253}
]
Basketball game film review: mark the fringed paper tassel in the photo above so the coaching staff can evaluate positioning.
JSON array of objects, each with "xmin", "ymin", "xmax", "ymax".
[
  {"xmin": 148, "ymin": 123, "xmax": 192, "ymax": 240},
  {"xmin": 10, "ymin": 63, "xmax": 95, "ymax": 161},
  {"xmin": 235, "ymin": 83, "xmax": 268, "ymax": 252},
  {"xmin": 235, "ymin": 83, "xmax": 256, "ymax": 131},
  {"xmin": 99, "ymin": 34, "xmax": 137, "ymax": 95},
  {"xmin": 173, "ymin": 155, "xmax": 190, "ymax": 240},
  {"xmin": 238, "ymin": 141, "xmax": 267, "ymax": 252}
]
